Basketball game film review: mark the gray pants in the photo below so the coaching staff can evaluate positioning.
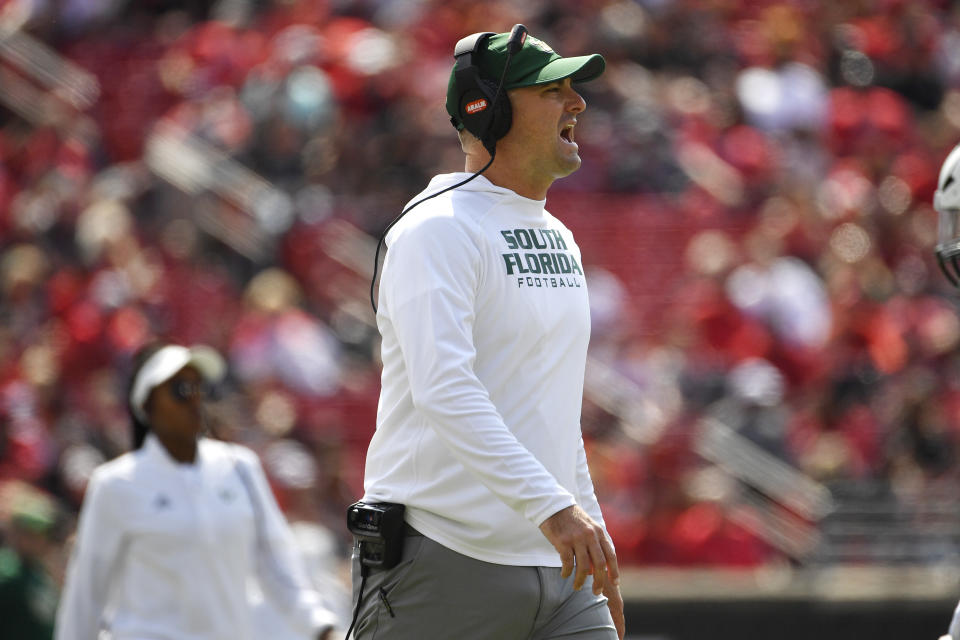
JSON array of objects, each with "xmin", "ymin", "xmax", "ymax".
[{"xmin": 350, "ymin": 531, "xmax": 618, "ymax": 640}]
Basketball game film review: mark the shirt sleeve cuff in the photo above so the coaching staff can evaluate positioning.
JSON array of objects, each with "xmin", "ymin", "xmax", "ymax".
[{"xmin": 530, "ymin": 493, "xmax": 578, "ymax": 528}]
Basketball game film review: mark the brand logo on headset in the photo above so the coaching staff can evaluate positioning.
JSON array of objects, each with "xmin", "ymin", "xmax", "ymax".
[{"xmin": 465, "ymin": 98, "xmax": 488, "ymax": 114}]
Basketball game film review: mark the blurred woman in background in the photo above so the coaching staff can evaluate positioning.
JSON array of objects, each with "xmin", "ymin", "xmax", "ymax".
[{"xmin": 55, "ymin": 342, "xmax": 338, "ymax": 640}]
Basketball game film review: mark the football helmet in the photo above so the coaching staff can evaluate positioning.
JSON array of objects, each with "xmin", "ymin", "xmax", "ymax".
[{"xmin": 935, "ymin": 143, "xmax": 960, "ymax": 287}]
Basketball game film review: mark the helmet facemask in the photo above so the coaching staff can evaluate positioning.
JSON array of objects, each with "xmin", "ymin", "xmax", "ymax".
[
  {"xmin": 937, "ymin": 208, "xmax": 960, "ymax": 287},
  {"xmin": 935, "ymin": 144, "xmax": 960, "ymax": 288}
]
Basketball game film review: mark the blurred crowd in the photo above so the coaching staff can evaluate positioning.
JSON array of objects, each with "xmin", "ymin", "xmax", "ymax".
[{"xmin": 5, "ymin": 0, "xmax": 960, "ymax": 629}]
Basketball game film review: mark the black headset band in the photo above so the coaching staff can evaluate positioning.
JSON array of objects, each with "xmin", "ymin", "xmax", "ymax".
[
  {"xmin": 452, "ymin": 30, "xmax": 512, "ymax": 151},
  {"xmin": 454, "ymin": 31, "xmax": 495, "ymax": 59},
  {"xmin": 453, "ymin": 32, "xmax": 495, "ymax": 108}
]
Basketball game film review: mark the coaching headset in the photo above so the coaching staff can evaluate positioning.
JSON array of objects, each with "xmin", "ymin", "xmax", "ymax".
[
  {"xmin": 452, "ymin": 28, "xmax": 525, "ymax": 155},
  {"xmin": 368, "ymin": 24, "xmax": 528, "ymax": 313}
]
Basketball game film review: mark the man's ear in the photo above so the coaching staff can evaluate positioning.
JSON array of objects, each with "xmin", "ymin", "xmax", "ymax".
[{"xmin": 458, "ymin": 127, "xmax": 481, "ymax": 153}]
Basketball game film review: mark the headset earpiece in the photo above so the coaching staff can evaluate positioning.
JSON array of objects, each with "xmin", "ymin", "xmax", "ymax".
[
  {"xmin": 458, "ymin": 78, "xmax": 512, "ymax": 152},
  {"xmin": 453, "ymin": 31, "xmax": 513, "ymax": 154}
]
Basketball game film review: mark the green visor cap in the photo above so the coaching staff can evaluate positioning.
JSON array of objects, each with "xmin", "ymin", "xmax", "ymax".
[{"xmin": 446, "ymin": 32, "xmax": 605, "ymax": 129}]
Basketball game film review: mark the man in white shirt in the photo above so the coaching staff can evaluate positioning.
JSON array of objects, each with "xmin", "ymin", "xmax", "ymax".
[{"xmin": 353, "ymin": 27, "xmax": 624, "ymax": 640}]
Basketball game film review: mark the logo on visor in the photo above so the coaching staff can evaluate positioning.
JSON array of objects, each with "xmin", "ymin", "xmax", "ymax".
[
  {"xmin": 527, "ymin": 36, "xmax": 554, "ymax": 53},
  {"xmin": 465, "ymin": 98, "xmax": 488, "ymax": 114}
]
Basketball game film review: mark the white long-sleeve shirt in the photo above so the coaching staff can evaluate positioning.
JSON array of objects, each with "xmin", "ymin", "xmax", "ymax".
[
  {"xmin": 55, "ymin": 434, "xmax": 338, "ymax": 640},
  {"xmin": 363, "ymin": 173, "xmax": 608, "ymax": 566}
]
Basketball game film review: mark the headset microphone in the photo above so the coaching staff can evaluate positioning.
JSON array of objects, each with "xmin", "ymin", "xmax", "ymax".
[
  {"xmin": 368, "ymin": 24, "xmax": 528, "ymax": 314},
  {"xmin": 507, "ymin": 23, "xmax": 527, "ymax": 53}
]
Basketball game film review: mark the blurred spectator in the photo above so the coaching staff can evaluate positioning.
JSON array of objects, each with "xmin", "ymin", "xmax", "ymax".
[
  {"xmin": 230, "ymin": 267, "xmax": 342, "ymax": 395},
  {"xmin": 0, "ymin": 481, "xmax": 62, "ymax": 640}
]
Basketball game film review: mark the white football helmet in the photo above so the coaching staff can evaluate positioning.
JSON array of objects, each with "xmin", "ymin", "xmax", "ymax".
[{"xmin": 935, "ymin": 143, "xmax": 960, "ymax": 287}]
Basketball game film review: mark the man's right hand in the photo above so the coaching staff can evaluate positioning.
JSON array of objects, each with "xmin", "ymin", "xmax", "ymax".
[{"xmin": 539, "ymin": 505, "xmax": 620, "ymax": 596}]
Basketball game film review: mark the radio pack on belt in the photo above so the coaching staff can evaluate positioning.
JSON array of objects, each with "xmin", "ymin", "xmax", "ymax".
[{"xmin": 347, "ymin": 501, "xmax": 406, "ymax": 570}]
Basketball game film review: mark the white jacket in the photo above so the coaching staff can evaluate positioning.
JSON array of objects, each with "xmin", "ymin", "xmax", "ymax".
[
  {"xmin": 55, "ymin": 434, "xmax": 338, "ymax": 640},
  {"xmin": 363, "ymin": 173, "xmax": 608, "ymax": 566}
]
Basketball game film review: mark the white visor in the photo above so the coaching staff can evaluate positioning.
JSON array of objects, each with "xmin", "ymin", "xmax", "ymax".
[{"xmin": 129, "ymin": 345, "xmax": 227, "ymax": 422}]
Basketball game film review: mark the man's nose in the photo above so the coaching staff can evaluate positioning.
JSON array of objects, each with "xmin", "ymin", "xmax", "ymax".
[{"xmin": 566, "ymin": 87, "xmax": 586, "ymax": 113}]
